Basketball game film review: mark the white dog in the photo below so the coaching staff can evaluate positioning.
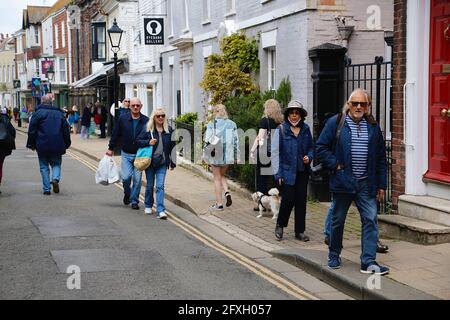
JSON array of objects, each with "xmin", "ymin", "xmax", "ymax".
[{"xmin": 251, "ymin": 188, "xmax": 281, "ymax": 220}]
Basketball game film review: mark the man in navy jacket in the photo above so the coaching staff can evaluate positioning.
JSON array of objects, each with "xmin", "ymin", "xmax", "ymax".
[
  {"xmin": 26, "ymin": 94, "xmax": 71, "ymax": 195},
  {"xmin": 316, "ymin": 88, "xmax": 389, "ymax": 275},
  {"xmin": 107, "ymin": 97, "xmax": 148, "ymax": 210}
]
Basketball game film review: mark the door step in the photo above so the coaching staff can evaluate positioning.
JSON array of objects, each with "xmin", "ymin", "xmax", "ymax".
[{"xmin": 378, "ymin": 214, "xmax": 450, "ymax": 245}]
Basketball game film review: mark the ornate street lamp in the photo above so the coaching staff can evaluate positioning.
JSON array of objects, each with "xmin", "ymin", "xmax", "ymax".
[
  {"xmin": 46, "ymin": 66, "xmax": 55, "ymax": 93},
  {"xmin": 107, "ymin": 18, "xmax": 123, "ymax": 124}
]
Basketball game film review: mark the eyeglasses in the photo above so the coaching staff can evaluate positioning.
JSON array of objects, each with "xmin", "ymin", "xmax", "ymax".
[
  {"xmin": 131, "ymin": 104, "xmax": 141, "ymax": 107},
  {"xmin": 350, "ymin": 101, "xmax": 369, "ymax": 108},
  {"xmin": 155, "ymin": 114, "xmax": 166, "ymax": 119}
]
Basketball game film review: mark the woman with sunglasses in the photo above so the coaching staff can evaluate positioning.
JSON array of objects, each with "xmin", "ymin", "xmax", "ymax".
[
  {"xmin": 137, "ymin": 107, "xmax": 176, "ymax": 219},
  {"xmin": 272, "ymin": 100, "xmax": 313, "ymax": 242}
]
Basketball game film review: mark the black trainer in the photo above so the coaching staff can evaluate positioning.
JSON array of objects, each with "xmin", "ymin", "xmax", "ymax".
[
  {"xmin": 123, "ymin": 195, "xmax": 131, "ymax": 205},
  {"xmin": 376, "ymin": 241, "xmax": 389, "ymax": 253},
  {"xmin": 295, "ymin": 233, "xmax": 310, "ymax": 242},
  {"xmin": 275, "ymin": 225, "xmax": 283, "ymax": 241},
  {"xmin": 43, "ymin": 191, "xmax": 51, "ymax": 195},
  {"xmin": 225, "ymin": 192, "xmax": 232, "ymax": 207},
  {"xmin": 52, "ymin": 179, "xmax": 59, "ymax": 194},
  {"xmin": 131, "ymin": 203, "xmax": 139, "ymax": 210}
]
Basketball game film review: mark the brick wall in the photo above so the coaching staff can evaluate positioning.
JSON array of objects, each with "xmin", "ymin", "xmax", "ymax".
[{"xmin": 391, "ymin": 0, "xmax": 407, "ymax": 212}]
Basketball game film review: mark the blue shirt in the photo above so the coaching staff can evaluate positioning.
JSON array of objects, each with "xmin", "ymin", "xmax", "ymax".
[
  {"xmin": 132, "ymin": 119, "xmax": 139, "ymax": 139},
  {"xmin": 346, "ymin": 115, "xmax": 369, "ymax": 179}
]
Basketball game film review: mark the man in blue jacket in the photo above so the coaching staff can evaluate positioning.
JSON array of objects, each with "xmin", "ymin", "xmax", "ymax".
[
  {"xmin": 26, "ymin": 94, "xmax": 71, "ymax": 195},
  {"xmin": 316, "ymin": 88, "xmax": 389, "ymax": 275},
  {"xmin": 106, "ymin": 97, "xmax": 149, "ymax": 210}
]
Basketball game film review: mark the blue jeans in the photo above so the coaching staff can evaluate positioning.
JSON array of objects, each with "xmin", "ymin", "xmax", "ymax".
[
  {"xmin": 324, "ymin": 197, "xmax": 334, "ymax": 237},
  {"xmin": 144, "ymin": 165, "xmax": 167, "ymax": 213},
  {"xmin": 38, "ymin": 155, "xmax": 62, "ymax": 192},
  {"xmin": 329, "ymin": 178, "xmax": 378, "ymax": 266},
  {"xmin": 121, "ymin": 151, "xmax": 142, "ymax": 205},
  {"xmin": 325, "ymin": 194, "xmax": 382, "ymax": 241}
]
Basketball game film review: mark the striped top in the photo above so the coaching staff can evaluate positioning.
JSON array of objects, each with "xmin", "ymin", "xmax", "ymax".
[{"xmin": 346, "ymin": 115, "xmax": 369, "ymax": 179}]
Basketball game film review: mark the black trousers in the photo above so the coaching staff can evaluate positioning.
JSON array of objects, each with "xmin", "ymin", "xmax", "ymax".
[
  {"xmin": 276, "ymin": 170, "xmax": 309, "ymax": 234},
  {"xmin": 100, "ymin": 122, "xmax": 106, "ymax": 138},
  {"xmin": 255, "ymin": 149, "xmax": 273, "ymax": 194}
]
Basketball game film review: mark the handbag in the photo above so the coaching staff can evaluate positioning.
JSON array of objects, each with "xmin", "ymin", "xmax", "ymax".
[
  {"xmin": 204, "ymin": 119, "xmax": 221, "ymax": 158},
  {"xmin": 150, "ymin": 131, "xmax": 165, "ymax": 168},
  {"xmin": 134, "ymin": 145, "xmax": 153, "ymax": 171}
]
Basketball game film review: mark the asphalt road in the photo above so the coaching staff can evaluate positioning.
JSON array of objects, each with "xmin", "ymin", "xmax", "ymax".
[{"xmin": 0, "ymin": 133, "xmax": 295, "ymax": 300}]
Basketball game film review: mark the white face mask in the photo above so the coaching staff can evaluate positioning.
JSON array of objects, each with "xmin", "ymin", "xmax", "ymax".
[{"xmin": 288, "ymin": 119, "xmax": 301, "ymax": 127}]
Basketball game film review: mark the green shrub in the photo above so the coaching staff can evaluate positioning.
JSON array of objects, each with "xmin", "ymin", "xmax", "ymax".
[{"xmin": 176, "ymin": 112, "xmax": 198, "ymax": 126}]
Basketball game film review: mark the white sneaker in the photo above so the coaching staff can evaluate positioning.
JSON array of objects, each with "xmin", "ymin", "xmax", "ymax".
[
  {"xmin": 157, "ymin": 211, "xmax": 167, "ymax": 219},
  {"xmin": 210, "ymin": 204, "xmax": 224, "ymax": 211},
  {"xmin": 145, "ymin": 208, "xmax": 153, "ymax": 215}
]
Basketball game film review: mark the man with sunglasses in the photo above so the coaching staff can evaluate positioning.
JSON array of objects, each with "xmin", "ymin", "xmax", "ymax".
[
  {"xmin": 316, "ymin": 88, "xmax": 389, "ymax": 276},
  {"xmin": 106, "ymin": 97, "xmax": 149, "ymax": 210}
]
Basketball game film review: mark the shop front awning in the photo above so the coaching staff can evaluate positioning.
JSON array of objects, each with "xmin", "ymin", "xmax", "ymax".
[{"xmin": 71, "ymin": 61, "xmax": 123, "ymax": 88}]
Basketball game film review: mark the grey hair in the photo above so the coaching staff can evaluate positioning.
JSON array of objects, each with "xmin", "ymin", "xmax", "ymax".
[{"xmin": 41, "ymin": 94, "xmax": 53, "ymax": 105}]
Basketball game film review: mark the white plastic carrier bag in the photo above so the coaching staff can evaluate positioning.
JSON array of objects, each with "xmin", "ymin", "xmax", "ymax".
[{"xmin": 95, "ymin": 155, "xmax": 120, "ymax": 185}]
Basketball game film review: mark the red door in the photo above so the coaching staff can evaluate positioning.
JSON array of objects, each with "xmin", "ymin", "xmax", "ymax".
[{"xmin": 425, "ymin": 0, "xmax": 450, "ymax": 183}]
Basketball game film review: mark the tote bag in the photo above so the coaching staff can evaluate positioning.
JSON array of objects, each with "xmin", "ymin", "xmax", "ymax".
[{"xmin": 134, "ymin": 145, "xmax": 153, "ymax": 171}]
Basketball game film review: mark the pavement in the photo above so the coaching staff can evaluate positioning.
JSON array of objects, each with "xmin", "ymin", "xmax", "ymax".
[{"xmin": 13, "ymin": 125, "xmax": 450, "ymax": 299}]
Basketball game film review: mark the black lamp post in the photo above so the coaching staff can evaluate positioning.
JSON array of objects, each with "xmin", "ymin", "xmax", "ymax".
[{"xmin": 107, "ymin": 18, "xmax": 123, "ymax": 124}]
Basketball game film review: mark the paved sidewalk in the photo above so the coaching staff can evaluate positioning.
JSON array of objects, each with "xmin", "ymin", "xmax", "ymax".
[{"xmin": 16, "ymin": 127, "xmax": 450, "ymax": 299}]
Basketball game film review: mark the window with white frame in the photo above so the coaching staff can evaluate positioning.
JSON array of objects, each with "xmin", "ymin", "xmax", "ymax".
[
  {"xmin": 34, "ymin": 26, "xmax": 39, "ymax": 45},
  {"xmin": 92, "ymin": 23, "xmax": 106, "ymax": 61},
  {"xmin": 59, "ymin": 57, "xmax": 66, "ymax": 82},
  {"xmin": 226, "ymin": 0, "xmax": 236, "ymax": 14},
  {"xmin": 61, "ymin": 22, "xmax": 65, "ymax": 48},
  {"xmin": 268, "ymin": 48, "xmax": 276, "ymax": 90},
  {"xmin": 202, "ymin": 0, "xmax": 211, "ymax": 22},
  {"xmin": 54, "ymin": 25, "xmax": 59, "ymax": 49}
]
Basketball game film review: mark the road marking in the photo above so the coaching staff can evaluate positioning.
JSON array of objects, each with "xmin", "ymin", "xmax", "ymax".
[{"xmin": 67, "ymin": 149, "xmax": 318, "ymax": 300}]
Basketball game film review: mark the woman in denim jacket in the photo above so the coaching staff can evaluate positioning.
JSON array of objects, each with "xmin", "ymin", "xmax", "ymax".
[
  {"xmin": 272, "ymin": 100, "xmax": 313, "ymax": 242},
  {"xmin": 137, "ymin": 106, "xmax": 176, "ymax": 219},
  {"xmin": 203, "ymin": 104, "xmax": 239, "ymax": 211}
]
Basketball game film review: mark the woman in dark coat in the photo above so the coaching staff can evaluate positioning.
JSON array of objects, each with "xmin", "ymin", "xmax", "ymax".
[
  {"xmin": 273, "ymin": 100, "xmax": 314, "ymax": 242},
  {"xmin": 80, "ymin": 103, "xmax": 92, "ymax": 140},
  {"xmin": 0, "ymin": 107, "xmax": 16, "ymax": 194}
]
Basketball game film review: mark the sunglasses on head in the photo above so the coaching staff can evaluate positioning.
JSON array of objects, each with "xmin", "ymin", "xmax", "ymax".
[
  {"xmin": 155, "ymin": 114, "xmax": 166, "ymax": 119},
  {"xmin": 350, "ymin": 101, "xmax": 369, "ymax": 107}
]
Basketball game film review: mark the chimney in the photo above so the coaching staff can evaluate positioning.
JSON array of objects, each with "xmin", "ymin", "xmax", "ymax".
[
  {"xmin": 6, "ymin": 34, "xmax": 9, "ymax": 39},
  {"xmin": 0, "ymin": 34, "xmax": 3, "ymax": 40}
]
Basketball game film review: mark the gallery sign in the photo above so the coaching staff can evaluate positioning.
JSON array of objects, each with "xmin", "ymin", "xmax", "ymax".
[{"xmin": 144, "ymin": 18, "xmax": 164, "ymax": 45}]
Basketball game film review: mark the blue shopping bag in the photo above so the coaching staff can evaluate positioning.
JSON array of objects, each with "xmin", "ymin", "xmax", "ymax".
[{"xmin": 134, "ymin": 145, "xmax": 153, "ymax": 171}]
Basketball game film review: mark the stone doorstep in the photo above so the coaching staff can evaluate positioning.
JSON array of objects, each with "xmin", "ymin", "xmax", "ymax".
[
  {"xmin": 399, "ymin": 195, "xmax": 450, "ymax": 227},
  {"xmin": 378, "ymin": 215, "xmax": 450, "ymax": 245},
  {"xmin": 271, "ymin": 248, "xmax": 439, "ymax": 300}
]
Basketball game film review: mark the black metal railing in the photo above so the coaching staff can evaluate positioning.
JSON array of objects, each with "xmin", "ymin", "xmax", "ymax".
[
  {"xmin": 344, "ymin": 56, "xmax": 393, "ymax": 214},
  {"xmin": 169, "ymin": 119, "xmax": 196, "ymax": 163}
]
